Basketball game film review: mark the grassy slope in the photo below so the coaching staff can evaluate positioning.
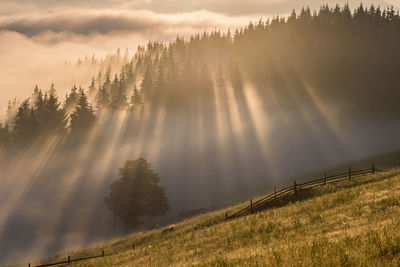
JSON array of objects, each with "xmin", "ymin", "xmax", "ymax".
[{"xmin": 34, "ymin": 169, "xmax": 400, "ymax": 266}]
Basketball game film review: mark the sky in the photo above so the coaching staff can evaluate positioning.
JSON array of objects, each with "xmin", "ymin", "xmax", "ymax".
[{"xmin": 0, "ymin": 0, "xmax": 397, "ymax": 111}]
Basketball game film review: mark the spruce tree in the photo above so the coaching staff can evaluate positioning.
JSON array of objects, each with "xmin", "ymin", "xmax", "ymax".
[
  {"xmin": 63, "ymin": 85, "xmax": 79, "ymax": 112},
  {"xmin": 42, "ymin": 84, "xmax": 66, "ymax": 135},
  {"xmin": 70, "ymin": 89, "xmax": 96, "ymax": 135},
  {"xmin": 140, "ymin": 66, "xmax": 154, "ymax": 100},
  {"xmin": 110, "ymin": 74, "xmax": 128, "ymax": 109},
  {"xmin": 96, "ymin": 85, "xmax": 110, "ymax": 109},
  {"xmin": 88, "ymin": 77, "xmax": 97, "ymax": 97},
  {"xmin": 12, "ymin": 100, "xmax": 32, "ymax": 144},
  {"xmin": 130, "ymin": 85, "xmax": 143, "ymax": 108}
]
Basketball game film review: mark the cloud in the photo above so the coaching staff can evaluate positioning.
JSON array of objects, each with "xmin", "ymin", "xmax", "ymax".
[
  {"xmin": 0, "ymin": 9, "xmax": 255, "ymax": 42},
  {"xmin": 1, "ymin": 0, "xmax": 395, "ymax": 16}
]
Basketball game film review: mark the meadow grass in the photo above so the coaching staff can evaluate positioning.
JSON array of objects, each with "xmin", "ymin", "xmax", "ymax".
[{"xmin": 35, "ymin": 169, "xmax": 400, "ymax": 266}]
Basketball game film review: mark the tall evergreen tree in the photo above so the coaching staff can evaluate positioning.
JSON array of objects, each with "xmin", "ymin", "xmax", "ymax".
[
  {"xmin": 63, "ymin": 85, "xmax": 79, "ymax": 112},
  {"xmin": 96, "ymin": 85, "xmax": 110, "ymax": 109},
  {"xmin": 42, "ymin": 84, "xmax": 66, "ymax": 135},
  {"xmin": 88, "ymin": 77, "xmax": 97, "ymax": 97},
  {"xmin": 110, "ymin": 74, "xmax": 128, "ymax": 109},
  {"xmin": 130, "ymin": 85, "xmax": 143, "ymax": 108},
  {"xmin": 12, "ymin": 100, "xmax": 32, "ymax": 144},
  {"xmin": 140, "ymin": 66, "xmax": 154, "ymax": 100},
  {"xmin": 70, "ymin": 89, "xmax": 96, "ymax": 135}
]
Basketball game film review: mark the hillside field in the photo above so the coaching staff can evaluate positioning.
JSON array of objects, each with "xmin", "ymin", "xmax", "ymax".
[{"xmin": 27, "ymin": 168, "xmax": 400, "ymax": 266}]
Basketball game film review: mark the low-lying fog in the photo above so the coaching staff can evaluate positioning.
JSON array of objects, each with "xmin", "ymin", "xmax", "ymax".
[{"xmin": 1, "ymin": 88, "xmax": 400, "ymax": 264}]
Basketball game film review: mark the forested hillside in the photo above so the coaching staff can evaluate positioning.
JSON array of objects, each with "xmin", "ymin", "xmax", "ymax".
[{"xmin": 1, "ymin": 4, "xmax": 400, "ymax": 150}]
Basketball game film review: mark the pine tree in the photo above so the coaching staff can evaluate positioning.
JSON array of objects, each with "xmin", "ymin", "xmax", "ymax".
[
  {"xmin": 130, "ymin": 85, "xmax": 143, "ymax": 108},
  {"xmin": 141, "ymin": 66, "xmax": 154, "ymax": 100},
  {"xmin": 110, "ymin": 74, "xmax": 128, "ymax": 109},
  {"xmin": 63, "ymin": 85, "xmax": 79, "ymax": 112},
  {"xmin": 12, "ymin": 100, "xmax": 32, "ymax": 144},
  {"xmin": 70, "ymin": 89, "xmax": 96, "ymax": 135},
  {"xmin": 103, "ymin": 72, "xmax": 112, "ymax": 92},
  {"xmin": 88, "ymin": 77, "xmax": 97, "ymax": 97},
  {"xmin": 42, "ymin": 84, "xmax": 66, "ymax": 135},
  {"xmin": 96, "ymin": 85, "xmax": 110, "ymax": 109},
  {"xmin": 6, "ymin": 98, "xmax": 18, "ymax": 129}
]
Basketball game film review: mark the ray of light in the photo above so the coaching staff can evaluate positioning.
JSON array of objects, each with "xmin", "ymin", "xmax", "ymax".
[
  {"xmin": 0, "ymin": 133, "xmax": 67, "ymax": 234},
  {"xmin": 23, "ymin": 109, "xmax": 115, "ymax": 259}
]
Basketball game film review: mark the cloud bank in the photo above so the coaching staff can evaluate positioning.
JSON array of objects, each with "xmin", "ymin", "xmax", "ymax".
[
  {"xmin": 0, "ymin": 0, "xmax": 394, "ymax": 16},
  {"xmin": 0, "ymin": 9, "xmax": 253, "ymax": 40}
]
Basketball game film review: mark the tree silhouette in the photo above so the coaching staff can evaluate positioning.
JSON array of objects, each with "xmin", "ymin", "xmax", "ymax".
[
  {"xmin": 95, "ymin": 83, "xmax": 111, "ymax": 110},
  {"xmin": 130, "ymin": 85, "xmax": 143, "ymax": 108},
  {"xmin": 12, "ymin": 100, "xmax": 32, "ymax": 144},
  {"xmin": 88, "ymin": 77, "xmax": 97, "ymax": 97},
  {"xmin": 42, "ymin": 84, "xmax": 66, "ymax": 135},
  {"xmin": 110, "ymin": 74, "xmax": 128, "ymax": 109},
  {"xmin": 105, "ymin": 158, "xmax": 169, "ymax": 229},
  {"xmin": 63, "ymin": 85, "xmax": 79, "ymax": 112},
  {"xmin": 70, "ymin": 89, "xmax": 96, "ymax": 135}
]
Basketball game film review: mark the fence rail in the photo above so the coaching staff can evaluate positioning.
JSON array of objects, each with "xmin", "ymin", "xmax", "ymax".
[
  {"xmin": 28, "ymin": 250, "xmax": 118, "ymax": 267},
  {"xmin": 226, "ymin": 164, "xmax": 379, "ymax": 219}
]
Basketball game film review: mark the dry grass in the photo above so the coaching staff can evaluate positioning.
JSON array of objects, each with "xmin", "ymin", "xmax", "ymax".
[{"xmin": 34, "ymin": 169, "xmax": 400, "ymax": 266}]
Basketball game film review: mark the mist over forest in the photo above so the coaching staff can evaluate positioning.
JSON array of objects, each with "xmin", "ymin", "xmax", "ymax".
[{"xmin": 2, "ymin": 3, "xmax": 400, "ymax": 264}]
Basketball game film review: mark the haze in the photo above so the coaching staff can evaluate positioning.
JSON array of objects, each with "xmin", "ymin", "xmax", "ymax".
[{"xmin": 1, "ymin": 0, "xmax": 400, "ymax": 265}]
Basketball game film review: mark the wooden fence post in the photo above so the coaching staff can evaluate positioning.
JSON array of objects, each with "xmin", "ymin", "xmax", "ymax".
[
  {"xmin": 349, "ymin": 167, "xmax": 351, "ymax": 180},
  {"xmin": 294, "ymin": 180, "xmax": 297, "ymax": 194},
  {"xmin": 68, "ymin": 256, "xmax": 70, "ymax": 264},
  {"xmin": 225, "ymin": 213, "xmax": 228, "ymax": 220},
  {"xmin": 250, "ymin": 199, "xmax": 253, "ymax": 211},
  {"xmin": 102, "ymin": 250, "xmax": 105, "ymax": 257},
  {"xmin": 372, "ymin": 163, "xmax": 375, "ymax": 174},
  {"xmin": 324, "ymin": 174, "xmax": 327, "ymax": 185},
  {"xmin": 28, "ymin": 264, "xmax": 30, "ymax": 267}
]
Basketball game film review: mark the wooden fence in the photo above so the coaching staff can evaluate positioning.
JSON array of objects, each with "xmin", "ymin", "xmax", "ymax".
[
  {"xmin": 226, "ymin": 164, "xmax": 379, "ymax": 219},
  {"xmin": 28, "ymin": 250, "xmax": 118, "ymax": 267}
]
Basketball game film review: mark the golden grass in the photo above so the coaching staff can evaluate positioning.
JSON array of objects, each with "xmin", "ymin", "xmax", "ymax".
[{"xmin": 35, "ymin": 169, "xmax": 400, "ymax": 266}]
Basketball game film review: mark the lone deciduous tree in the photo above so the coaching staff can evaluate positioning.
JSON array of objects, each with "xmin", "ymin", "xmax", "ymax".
[{"xmin": 105, "ymin": 158, "xmax": 169, "ymax": 229}]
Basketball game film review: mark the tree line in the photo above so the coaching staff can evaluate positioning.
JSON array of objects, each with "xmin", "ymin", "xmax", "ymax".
[{"xmin": 2, "ymin": 3, "xmax": 400, "ymax": 150}]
